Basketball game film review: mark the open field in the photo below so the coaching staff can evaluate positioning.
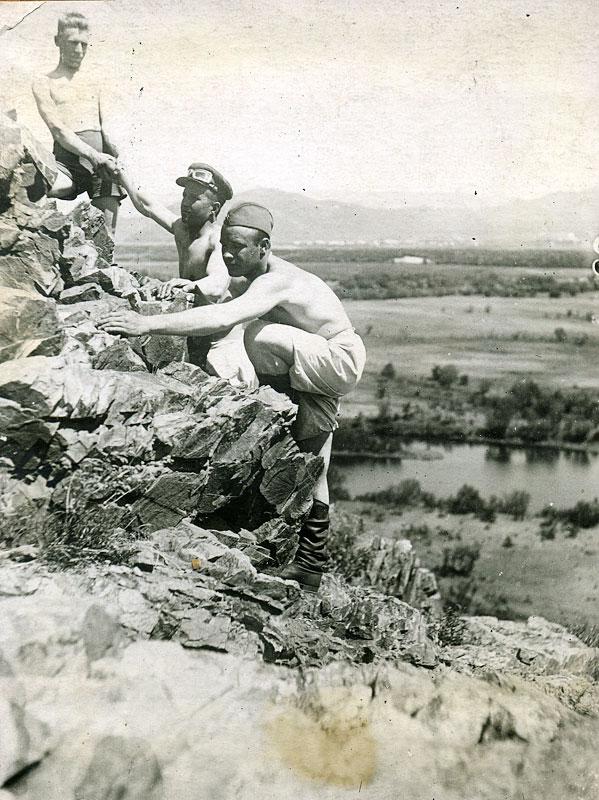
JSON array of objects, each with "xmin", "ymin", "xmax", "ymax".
[
  {"xmin": 340, "ymin": 500, "xmax": 599, "ymax": 632},
  {"xmin": 343, "ymin": 293, "xmax": 599, "ymax": 416}
]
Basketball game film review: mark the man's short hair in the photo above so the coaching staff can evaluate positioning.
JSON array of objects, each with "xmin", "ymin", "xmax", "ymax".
[{"xmin": 57, "ymin": 12, "xmax": 89, "ymax": 36}]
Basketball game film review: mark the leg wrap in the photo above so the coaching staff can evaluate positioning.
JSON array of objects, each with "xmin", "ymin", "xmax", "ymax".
[{"xmin": 294, "ymin": 499, "xmax": 330, "ymax": 572}]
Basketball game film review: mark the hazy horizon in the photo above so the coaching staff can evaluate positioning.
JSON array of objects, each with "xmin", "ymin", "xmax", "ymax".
[{"xmin": 1, "ymin": 0, "xmax": 597, "ymax": 210}]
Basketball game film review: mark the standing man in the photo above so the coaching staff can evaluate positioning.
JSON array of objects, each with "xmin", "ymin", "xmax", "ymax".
[
  {"xmin": 99, "ymin": 203, "xmax": 366, "ymax": 591},
  {"xmin": 115, "ymin": 162, "xmax": 256, "ymax": 387},
  {"xmin": 32, "ymin": 12, "xmax": 124, "ymax": 235}
]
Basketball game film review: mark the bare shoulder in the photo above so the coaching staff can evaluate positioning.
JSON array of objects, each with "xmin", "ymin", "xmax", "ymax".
[
  {"xmin": 188, "ymin": 234, "xmax": 213, "ymax": 260},
  {"xmin": 208, "ymin": 224, "xmax": 222, "ymax": 248},
  {"xmin": 251, "ymin": 267, "xmax": 289, "ymax": 295},
  {"xmin": 31, "ymin": 73, "xmax": 50, "ymax": 94},
  {"xmin": 172, "ymin": 218, "xmax": 186, "ymax": 240},
  {"xmin": 269, "ymin": 254, "xmax": 312, "ymax": 284}
]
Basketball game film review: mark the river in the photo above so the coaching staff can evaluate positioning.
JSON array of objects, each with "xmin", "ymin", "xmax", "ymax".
[{"xmin": 334, "ymin": 442, "xmax": 599, "ymax": 511}]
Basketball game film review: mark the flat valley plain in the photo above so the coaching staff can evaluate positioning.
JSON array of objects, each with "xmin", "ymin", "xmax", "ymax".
[{"xmin": 344, "ymin": 289, "xmax": 599, "ymax": 415}]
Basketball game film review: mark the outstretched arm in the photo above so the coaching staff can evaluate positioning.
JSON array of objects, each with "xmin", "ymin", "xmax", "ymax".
[
  {"xmin": 114, "ymin": 165, "xmax": 178, "ymax": 233},
  {"xmin": 189, "ymin": 238, "xmax": 230, "ymax": 303},
  {"xmin": 32, "ymin": 77, "xmax": 114, "ymax": 172},
  {"xmin": 99, "ymin": 274, "xmax": 288, "ymax": 337}
]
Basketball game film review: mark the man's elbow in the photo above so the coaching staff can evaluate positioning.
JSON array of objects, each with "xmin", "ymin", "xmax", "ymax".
[
  {"xmin": 201, "ymin": 289, "xmax": 222, "ymax": 305},
  {"xmin": 203, "ymin": 281, "xmax": 228, "ymax": 304},
  {"xmin": 48, "ymin": 122, "xmax": 69, "ymax": 144}
]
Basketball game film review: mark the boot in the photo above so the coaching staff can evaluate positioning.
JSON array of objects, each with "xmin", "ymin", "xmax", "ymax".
[{"xmin": 281, "ymin": 499, "xmax": 330, "ymax": 592}]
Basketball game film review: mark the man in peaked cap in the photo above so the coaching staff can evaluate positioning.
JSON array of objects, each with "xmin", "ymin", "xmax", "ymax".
[
  {"xmin": 114, "ymin": 163, "xmax": 256, "ymax": 387},
  {"xmin": 99, "ymin": 201, "xmax": 366, "ymax": 592}
]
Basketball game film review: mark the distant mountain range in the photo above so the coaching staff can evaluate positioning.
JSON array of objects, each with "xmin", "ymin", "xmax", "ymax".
[{"xmin": 115, "ymin": 186, "xmax": 598, "ymax": 248}]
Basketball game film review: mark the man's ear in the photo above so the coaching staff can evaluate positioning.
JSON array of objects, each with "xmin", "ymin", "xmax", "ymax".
[
  {"xmin": 259, "ymin": 236, "xmax": 271, "ymax": 257},
  {"xmin": 209, "ymin": 202, "xmax": 221, "ymax": 222}
]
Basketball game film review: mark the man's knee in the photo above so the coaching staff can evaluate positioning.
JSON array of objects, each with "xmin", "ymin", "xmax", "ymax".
[
  {"xmin": 244, "ymin": 321, "xmax": 289, "ymax": 375},
  {"xmin": 296, "ymin": 430, "xmax": 331, "ymax": 456}
]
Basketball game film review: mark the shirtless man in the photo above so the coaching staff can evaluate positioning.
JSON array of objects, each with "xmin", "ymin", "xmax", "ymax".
[
  {"xmin": 99, "ymin": 202, "xmax": 366, "ymax": 591},
  {"xmin": 115, "ymin": 162, "xmax": 255, "ymax": 386},
  {"xmin": 32, "ymin": 12, "xmax": 124, "ymax": 235}
]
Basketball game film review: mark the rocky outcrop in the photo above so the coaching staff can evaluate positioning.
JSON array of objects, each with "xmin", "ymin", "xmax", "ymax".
[
  {"xmin": 0, "ymin": 575, "xmax": 598, "ymax": 799},
  {"xmin": 0, "ymin": 118, "xmax": 437, "ymax": 657},
  {"xmin": 2, "ymin": 117, "xmax": 598, "ymax": 800}
]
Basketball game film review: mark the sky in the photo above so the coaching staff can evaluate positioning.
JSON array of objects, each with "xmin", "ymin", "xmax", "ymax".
[{"xmin": 1, "ymin": 0, "xmax": 597, "ymax": 207}]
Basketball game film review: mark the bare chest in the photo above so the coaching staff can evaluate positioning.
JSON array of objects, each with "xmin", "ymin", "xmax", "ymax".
[
  {"xmin": 49, "ymin": 76, "xmax": 100, "ymax": 129},
  {"xmin": 175, "ymin": 230, "xmax": 211, "ymax": 280}
]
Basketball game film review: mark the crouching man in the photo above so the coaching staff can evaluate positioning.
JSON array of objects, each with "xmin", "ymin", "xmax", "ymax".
[{"xmin": 98, "ymin": 202, "xmax": 366, "ymax": 591}]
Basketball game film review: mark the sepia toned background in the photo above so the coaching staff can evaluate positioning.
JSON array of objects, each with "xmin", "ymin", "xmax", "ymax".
[{"xmin": 1, "ymin": 0, "xmax": 597, "ymax": 211}]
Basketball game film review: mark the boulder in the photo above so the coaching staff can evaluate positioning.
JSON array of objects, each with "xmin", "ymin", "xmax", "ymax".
[
  {"xmin": 130, "ymin": 296, "xmax": 189, "ymax": 368},
  {"xmin": 446, "ymin": 615, "xmax": 599, "ymax": 678},
  {"xmin": 92, "ymin": 340, "xmax": 147, "ymax": 372},
  {"xmin": 0, "ymin": 288, "xmax": 64, "ymax": 363},
  {"xmin": 0, "ymin": 230, "xmax": 63, "ymax": 296},
  {"xmin": 59, "ymin": 283, "xmax": 103, "ymax": 304},
  {"xmin": 0, "ymin": 115, "xmax": 57, "ymax": 210}
]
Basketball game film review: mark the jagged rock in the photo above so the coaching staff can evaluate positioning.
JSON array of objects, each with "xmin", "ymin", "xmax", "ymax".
[
  {"xmin": 37, "ymin": 208, "xmax": 71, "ymax": 240},
  {"xmin": 0, "ymin": 473, "xmax": 49, "ymax": 519},
  {"xmin": 404, "ymin": 565, "xmax": 442, "ymax": 615},
  {"xmin": 176, "ymin": 525, "xmax": 231, "ymax": 564},
  {"xmin": 0, "ymin": 219, "xmax": 19, "ymax": 251},
  {"xmin": 70, "ymin": 202, "xmax": 114, "ymax": 263},
  {"xmin": 0, "ymin": 115, "xmax": 57, "ymax": 210},
  {"xmin": 445, "ymin": 615, "xmax": 599, "ymax": 678},
  {"xmin": 0, "ymin": 355, "xmax": 187, "ymax": 419},
  {"xmin": 253, "ymin": 518, "xmax": 299, "ymax": 566},
  {"xmin": 59, "ymin": 283, "xmax": 103, "ymax": 304},
  {"xmin": 156, "ymin": 359, "xmax": 209, "ymax": 386},
  {"xmin": 60, "ymin": 225, "xmax": 109, "ymax": 282},
  {"xmin": 180, "ymin": 609, "xmax": 232, "ymax": 649},
  {"xmin": 359, "ymin": 536, "xmax": 415, "ymax": 596},
  {"xmin": 0, "ymin": 399, "xmax": 60, "ymax": 470},
  {"xmin": 0, "ymin": 230, "xmax": 63, "ymax": 296},
  {"xmin": 92, "ymin": 339, "xmax": 147, "ymax": 372},
  {"xmin": 260, "ymin": 435, "xmax": 323, "ymax": 520},
  {"xmin": 209, "ymin": 548, "xmax": 258, "ymax": 586},
  {"xmin": 132, "ymin": 471, "xmax": 209, "ymax": 529},
  {"xmin": 130, "ymin": 296, "xmax": 188, "ymax": 368},
  {"xmin": 73, "ymin": 265, "xmax": 141, "ymax": 298},
  {"xmin": 0, "ymin": 288, "xmax": 64, "ymax": 363}
]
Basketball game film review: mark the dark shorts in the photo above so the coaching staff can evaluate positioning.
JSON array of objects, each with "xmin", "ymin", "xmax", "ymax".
[{"xmin": 53, "ymin": 129, "xmax": 126, "ymax": 203}]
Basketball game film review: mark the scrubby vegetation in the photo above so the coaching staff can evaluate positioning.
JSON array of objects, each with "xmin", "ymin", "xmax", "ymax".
[
  {"xmin": 538, "ymin": 500, "xmax": 599, "ymax": 539},
  {"xmin": 336, "ymin": 369, "xmax": 599, "ymax": 451},
  {"xmin": 332, "ymin": 268, "xmax": 596, "ymax": 301},
  {"xmin": 279, "ymin": 247, "xmax": 587, "ymax": 270},
  {"xmin": 355, "ymin": 478, "xmax": 531, "ymax": 522}
]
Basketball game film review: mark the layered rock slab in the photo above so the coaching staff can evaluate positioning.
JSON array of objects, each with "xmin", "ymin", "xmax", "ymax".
[{"xmin": 0, "ymin": 569, "xmax": 598, "ymax": 800}]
